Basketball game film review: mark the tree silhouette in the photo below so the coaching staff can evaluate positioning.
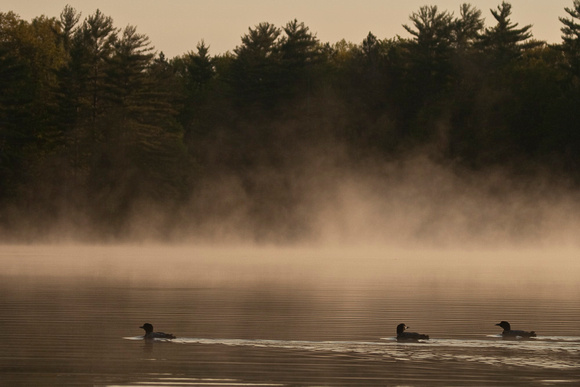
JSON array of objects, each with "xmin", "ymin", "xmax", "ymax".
[
  {"xmin": 231, "ymin": 22, "xmax": 282, "ymax": 109},
  {"xmin": 2, "ymin": 4, "xmax": 580, "ymax": 241},
  {"xmin": 560, "ymin": 0, "xmax": 580, "ymax": 79},
  {"xmin": 453, "ymin": 3, "xmax": 484, "ymax": 51},
  {"xmin": 478, "ymin": 2, "xmax": 540, "ymax": 65}
]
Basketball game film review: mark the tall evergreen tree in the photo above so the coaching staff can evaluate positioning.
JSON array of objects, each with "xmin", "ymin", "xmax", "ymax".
[
  {"xmin": 279, "ymin": 19, "xmax": 320, "ymax": 67},
  {"xmin": 185, "ymin": 41, "xmax": 214, "ymax": 91},
  {"xmin": 403, "ymin": 5, "xmax": 455, "ymax": 62},
  {"xmin": 231, "ymin": 22, "xmax": 281, "ymax": 109},
  {"xmin": 54, "ymin": 5, "xmax": 82, "ymax": 153},
  {"xmin": 478, "ymin": 2, "xmax": 540, "ymax": 65},
  {"xmin": 400, "ymin": 6, "xmax": 456, "ymax": 143},
  {"xmin": 0, "ymin": 12, "xmax": 67, "ymax": 197},
  {"xmin": 453, "ymin": 3, "xmax": 484, "ymax": 51},
  {"xmin": 0, "ymin": 13, "xmax": 33, "ymax": 199},
  {"xmin": 278, "ymin": 19, "xmax": 321, "ymax": 101},
  {"xmin": 53, "ymin": 9, "xmax": 117, "ymax": 199},
  {"xmin": 72, "ymin": 9, "xmax": 117, "ymax": 133},
  {"xmin": 174, "ymin": 41, "xmax": 216, "ymax": 144},
  {"xmin": 95, "ymin": 24, "xmax": 189, "ymax": 217},
  {"xmin": 403, "ymin": 5, "xmax": 456, "ymax": 93},
  {"xmin": 560, "ymin": 0, "xmax": 580, "ymax": 79},
  {"xmin": 58, "ymin": 5, "xmax": 81, "ymax": 53}
]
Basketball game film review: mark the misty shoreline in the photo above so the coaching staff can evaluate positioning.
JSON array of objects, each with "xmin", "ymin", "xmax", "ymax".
[{"xmin": 2, "ymin": 3, "xmax": 580, "ymax": 244}]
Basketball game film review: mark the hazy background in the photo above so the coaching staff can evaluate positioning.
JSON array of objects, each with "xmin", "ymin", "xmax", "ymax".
[{"xmin": 2, "ymin": 0, "xmax": 572, "ymax": 57}]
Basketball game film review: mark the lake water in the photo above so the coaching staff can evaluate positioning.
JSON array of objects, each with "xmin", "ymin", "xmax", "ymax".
[{"xmin": 0, "ymin": 245, "xmax": 579, "ymax": 386}]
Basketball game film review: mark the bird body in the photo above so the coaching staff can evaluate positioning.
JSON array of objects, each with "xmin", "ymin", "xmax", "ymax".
[
  {"xmin": 396, "ymin": 323, "xmax": 429, "ymax": 341},
  {"xmin": 496, "ymin": 321, "xmax": 536, "ymax": 339},
  {"xmin": 140, "ymin": 323, "xmax": 176, "ymax": 339}
]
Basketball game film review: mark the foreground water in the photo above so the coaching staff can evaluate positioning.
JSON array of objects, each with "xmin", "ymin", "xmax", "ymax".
[{"xmin": 0, "ymin": 245, "xmax": 579, "ymax": 386}]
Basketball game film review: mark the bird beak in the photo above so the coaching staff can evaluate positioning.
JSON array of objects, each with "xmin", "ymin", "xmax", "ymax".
[
  {"xmin": 495, "ymin": 323, "xmax": 500, "ymax": 326},
  {"xmin": 139, "ymin": 325, "xmax": 144, "ymax": 329}
]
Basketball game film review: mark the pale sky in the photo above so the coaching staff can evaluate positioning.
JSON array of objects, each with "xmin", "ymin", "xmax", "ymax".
[{"xmin": 1, "ymin": 1, "xmax": 574, "ymax": 58}]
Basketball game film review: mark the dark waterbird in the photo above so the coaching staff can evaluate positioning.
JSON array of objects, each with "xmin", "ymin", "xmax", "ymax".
[
  {"xmin": 140, "ymin": 323, "xmax": 176, "ymax": 339},
  {"xmin": 396, "ymin": 323, "xmax": 429, "ymax": 341},
  {"xmin": 495, "ymin": 321, "xmax": 536, "ymax": 339}
]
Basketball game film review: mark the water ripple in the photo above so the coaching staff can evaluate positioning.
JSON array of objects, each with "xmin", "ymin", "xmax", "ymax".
[{"xmin": 125, "ymin": 336, "xmax": 580, "ymax": 371}]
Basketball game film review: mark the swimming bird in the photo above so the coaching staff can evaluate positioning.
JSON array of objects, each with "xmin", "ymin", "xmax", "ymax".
[
  {"xmin": 396, "ymin": 323, "xmax": 429, "ymax": 341},
  {"xmin": 495, "ymin": 321, "xmax": 536, "ymax": 339},
  {"xmin": 140, "ymin": 323, "xmax": 176, "ymax": 339}
]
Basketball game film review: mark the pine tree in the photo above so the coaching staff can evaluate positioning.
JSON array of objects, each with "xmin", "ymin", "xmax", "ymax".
[
  {"xmin": 478, "ymin": 2, "xmax": 540, "ymax": 65},
  {"xmin": 72, "ymin": 9, "xmax": 117, "ymax": 133},
  {"xmin": 453, "ymin": 3, "xmax": 484, "ymax": 51},
  {"xmin": 560, "ymin": 0, "xmax": 580, "ymax": 78},
  {"xmin": 231, "ymin": 22, "xmax": 281, "ymax": 109}
]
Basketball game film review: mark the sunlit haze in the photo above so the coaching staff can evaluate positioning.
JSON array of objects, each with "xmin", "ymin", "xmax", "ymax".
[
  {"xmin": 2, "ymin": 0, "xmax": 573, "ymax": 58},
  {"xmin": 2, "ymin": 3, "xmax": 580, "ymax": 384}
]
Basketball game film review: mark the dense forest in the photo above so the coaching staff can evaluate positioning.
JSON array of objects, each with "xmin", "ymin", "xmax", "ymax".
[{"xmin": 1, "ymin": 2, "xmax": 580, "ymax": 243}]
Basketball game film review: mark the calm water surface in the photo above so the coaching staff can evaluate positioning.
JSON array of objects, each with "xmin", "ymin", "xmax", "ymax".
[{"xmin": 0, "ymin": 245, "xmax": 579, "ymax": 386}]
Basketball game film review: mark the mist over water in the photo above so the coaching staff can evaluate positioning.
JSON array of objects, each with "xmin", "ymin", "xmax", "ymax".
[
  {"xmin": 8, "ymin": 149, "xmax": 580, "ymax": 249},
  {"xmin": 3, "ymin": 127, "xmax": 580, "ymax": 386},
  {"xmin": 2, "ymin": 178, "xmax": 579, "ymax": 385},
  {"xmin": 1, "ymin": 244, "xmax": 579, "ymax": 385},
  {"xmin": 180, "ymin": 158, "xmax": 577, "ymax": 249}
]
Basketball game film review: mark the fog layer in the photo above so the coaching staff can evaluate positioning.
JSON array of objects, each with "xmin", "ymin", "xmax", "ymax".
[{"xmin": 7, "ymin": 149, "xmax": 577, "ymax": 249}]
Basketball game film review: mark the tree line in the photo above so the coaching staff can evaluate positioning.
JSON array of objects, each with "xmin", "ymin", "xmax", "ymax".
[{"xmin": 1, "ymin": 2, "xmax": 580, "ymax": 241}]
